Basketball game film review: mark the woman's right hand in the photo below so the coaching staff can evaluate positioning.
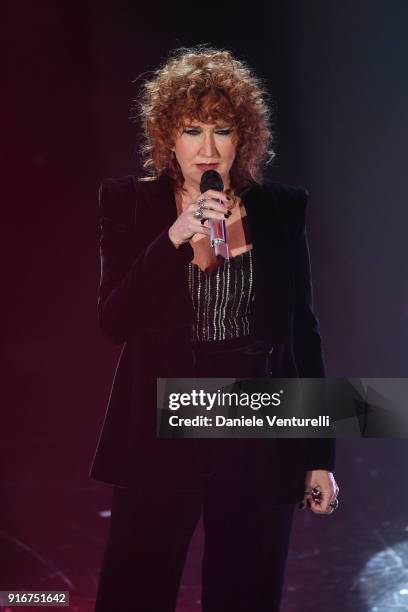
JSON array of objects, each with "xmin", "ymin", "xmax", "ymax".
[{"xmin": 168, "ymin": 189, "xmax": 233, "ymax": 248}]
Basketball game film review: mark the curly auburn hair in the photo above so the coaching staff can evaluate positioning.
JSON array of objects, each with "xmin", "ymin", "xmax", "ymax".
[{"xmin": 133, "ymin": 46, "xmax": 275, "ymax": 193}]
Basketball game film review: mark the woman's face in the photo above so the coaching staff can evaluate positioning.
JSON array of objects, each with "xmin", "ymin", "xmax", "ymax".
[{"xmin": 172, "ymin": 120, "xmax": 237, "ymax": 189}]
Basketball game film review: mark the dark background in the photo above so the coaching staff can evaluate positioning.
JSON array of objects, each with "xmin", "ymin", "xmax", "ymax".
[{"xmin": 1, "ymin": 2, "xmax": 407, "ymax": 611}]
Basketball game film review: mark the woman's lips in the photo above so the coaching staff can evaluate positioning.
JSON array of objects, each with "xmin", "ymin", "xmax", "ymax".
[{"xmin": 196, "ymin": 163, "xmax": 219, "ymax": 170}]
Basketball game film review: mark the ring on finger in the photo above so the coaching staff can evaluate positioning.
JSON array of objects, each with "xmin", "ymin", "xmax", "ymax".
[
  {"xmin": 198, "ymin": 197, "xmax": 206, "ymax": 209},
  {"xmin": 329, "ymin": 497, "xmax": 339, "ymax": 510},
  {"xmin": 193, "ymin": 208, "xmax": 204, "ymax": 220}
]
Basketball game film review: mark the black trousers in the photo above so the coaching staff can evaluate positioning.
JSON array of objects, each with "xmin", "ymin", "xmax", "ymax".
[{"xmin": 95, "ymin": 338, "xmax": 296, "ymax": 612}]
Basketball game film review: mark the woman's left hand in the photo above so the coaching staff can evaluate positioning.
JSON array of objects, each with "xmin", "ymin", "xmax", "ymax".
[{"xmin": 301, "ymin": 470, "xmax": 339, "ymax": 515}]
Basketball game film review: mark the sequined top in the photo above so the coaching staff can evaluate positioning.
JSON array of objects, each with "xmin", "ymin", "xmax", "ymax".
[{"xmin": 187, "ymin": 249, "xmax": 255, "ymax": 342}]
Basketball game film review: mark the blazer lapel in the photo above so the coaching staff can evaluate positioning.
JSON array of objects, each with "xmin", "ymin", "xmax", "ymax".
[{"xmin": 243, "ymin": 182, "xmax": 293, "ymax": 343}]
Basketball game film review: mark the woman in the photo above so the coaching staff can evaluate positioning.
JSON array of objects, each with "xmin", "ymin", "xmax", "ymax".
[{"xmin": 91, "ymin": 46, "xmax": 339, "ymax": 612}]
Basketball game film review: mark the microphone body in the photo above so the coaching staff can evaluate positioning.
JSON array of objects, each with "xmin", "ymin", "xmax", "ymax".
[{"xmin": 199, "ymin": 170, "xmax": 230, "ymax": 261}]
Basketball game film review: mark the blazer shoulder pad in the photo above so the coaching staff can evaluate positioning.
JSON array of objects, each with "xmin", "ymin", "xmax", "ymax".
[
  {"xmin": 261, "ymin": 180, "xmax": 309, "ymax": 201},
  {"xmin": 262, "ymin": 181, "xmax": 309, "ymax": 215},
  {"xmin": 260, "ymin": 181, "xmax": 309, "ymax": 231}
]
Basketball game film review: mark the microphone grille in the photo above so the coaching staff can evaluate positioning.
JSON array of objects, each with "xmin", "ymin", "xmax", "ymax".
[{"xmin": 199, "ymin": 170, "xmax": 224, "ymax": 194}]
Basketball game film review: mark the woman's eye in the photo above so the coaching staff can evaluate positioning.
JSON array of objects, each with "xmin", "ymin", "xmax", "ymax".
[
  {"xmin": 183, "ymin": 128, "xmax": 201, "ymax": 135},
  {"xmin": 215, "ymin": 129, "xmax": 233, "ymax": 135}
]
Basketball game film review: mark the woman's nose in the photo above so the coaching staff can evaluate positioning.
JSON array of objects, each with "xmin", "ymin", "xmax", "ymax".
[{"xmin": 200, "ymin": 133, "xmax": 217, "ymax": 157}]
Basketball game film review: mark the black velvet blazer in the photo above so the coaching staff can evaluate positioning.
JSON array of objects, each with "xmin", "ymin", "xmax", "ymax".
[{"xmin": 89, "ymin": 173, "xmax": 335, "ymax": 503}]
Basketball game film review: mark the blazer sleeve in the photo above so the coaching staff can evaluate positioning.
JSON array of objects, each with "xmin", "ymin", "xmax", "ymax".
[
  {"xmin": 292, "ymin": 189, "xmax": 325, "ymax": 377},
  {"xmin": 97, "ymin": 177, "xmax": 193, "ymax": 345},
  {"xmin": 292, "ymin": 188, "xmax": 336, "ymax": 472}
]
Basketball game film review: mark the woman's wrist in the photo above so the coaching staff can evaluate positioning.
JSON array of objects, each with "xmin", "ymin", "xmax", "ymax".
[{"xmin": 168, "ymin": 228, "xmax": 182, "ymax": 248}]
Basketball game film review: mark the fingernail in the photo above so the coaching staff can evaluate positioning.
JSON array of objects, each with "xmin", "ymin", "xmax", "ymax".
[
  {"xmin": 227, "ymin": 211, "xmax": 232, "ymax": 216},
  {"xmin": 224, "ymin": 213, "xmax": 229, "ymax": 218},
  {"xmin": 226, "ymin": 196, "xmax": 231, "ymax": 200},
  {"xmin": 200, "ymin": 219, "xmax": 205, "ymax": 225}
]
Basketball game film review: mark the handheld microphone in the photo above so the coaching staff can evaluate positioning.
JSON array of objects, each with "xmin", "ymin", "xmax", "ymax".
[{"xmin": 199, "ymin": 170, "xmax": 230, "ymax": 261}]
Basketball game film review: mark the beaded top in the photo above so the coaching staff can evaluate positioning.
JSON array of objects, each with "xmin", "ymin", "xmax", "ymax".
[{"xmin": 187, "ymin": 249, "xmax": 255, "ymax": 342}]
